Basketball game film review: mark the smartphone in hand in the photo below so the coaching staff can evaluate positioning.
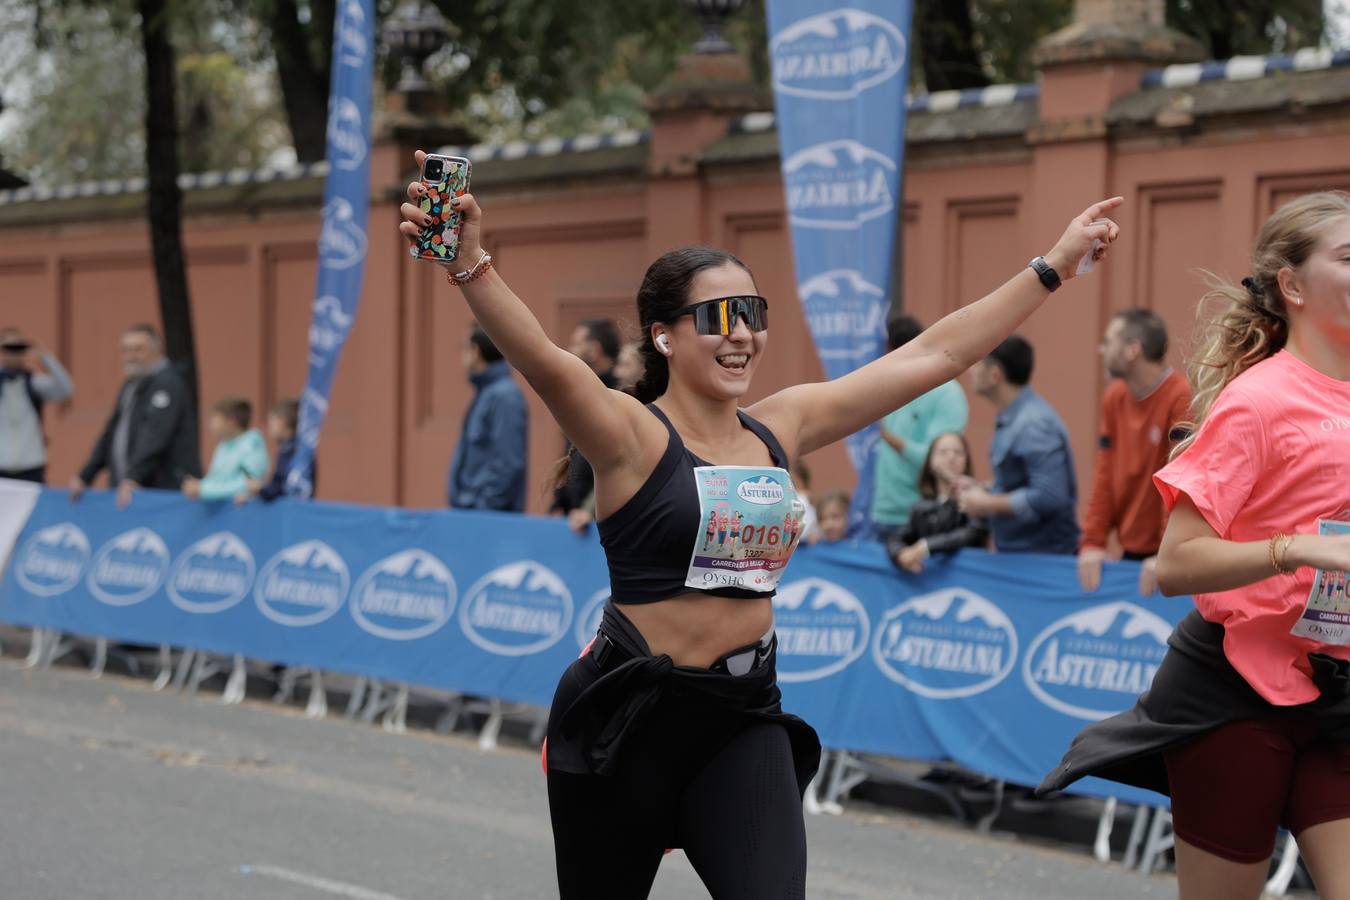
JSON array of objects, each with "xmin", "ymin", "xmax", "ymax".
[{"xmin": 409, "ymin": 154, "xmax": 472, "ymax": 264}]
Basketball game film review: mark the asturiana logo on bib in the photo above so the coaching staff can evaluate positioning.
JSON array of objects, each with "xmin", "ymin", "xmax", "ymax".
[
  {"xmin": 773, "ymin": 577, "xmax": 870, "ymax": 683},
  {"xmin": 168, "ymin": 532, "xmax": 255, "ymax": 613},
  {"xmin": 87, "ymin": 527, "xmax": 169, "ymax": 606},
  {"xmin": 783, "ymin": 140, "xmax": 896, "ymax": 231},
  {"xmin": 16, "ymin": 522, "xmax": 90, "ymax": 596},
  {"xmin": 771, "ymin": 8, "xmax": 906, "ymax": 100},
  {"xmin": 255, "ymin": 540, "xmax": 350, "ymax": 627},
  {"xmin": 737, "ymin": 475, "xmax": 785, "ymax": 506},
  {"xmin": 872, "ymin": 588, "xmax": 1018, "ymax": 698},
  {"xmin": 462, "ymin": 561, "xmax": 573, "ymax": 656},
  {"xmin": 1023, "ymin": 601, "xmax": 1170, "ymax": 720},
  {"xmin": 351, "ymin": 549, "xmax": 456, "ymax": 641},
  {"xmin": 574, "ymin": 587, "xmax": 610, "ymax": 650}
]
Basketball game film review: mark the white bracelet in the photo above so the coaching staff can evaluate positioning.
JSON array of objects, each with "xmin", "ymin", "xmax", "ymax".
[{"xmin": 450, "ymin": 250, "xmax": 492, "ymax": 284}]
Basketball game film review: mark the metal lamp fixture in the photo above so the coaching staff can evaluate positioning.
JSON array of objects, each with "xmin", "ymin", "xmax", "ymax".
[
  {"xmin": 382, "ymin": 1, "xmax": 450, "ymax": 92},
  {"xmin": 681, "ymin": 0, "xmax": 745, "ymax": 54}
]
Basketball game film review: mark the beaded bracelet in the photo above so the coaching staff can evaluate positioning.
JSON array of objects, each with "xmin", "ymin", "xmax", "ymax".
[{"xmin": 446, "ymin": 250, "xmax": 493, "ymax": 287}]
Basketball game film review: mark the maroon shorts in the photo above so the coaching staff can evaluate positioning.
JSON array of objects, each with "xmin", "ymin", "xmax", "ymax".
[{"xmin": 1165, "ymin": 716, "xmax": 1350, "ymax": 863}]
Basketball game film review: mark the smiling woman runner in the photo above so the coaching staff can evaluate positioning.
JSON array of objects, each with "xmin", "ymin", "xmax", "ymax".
[
  {"xmin": 399, "ymin": 150, "xmax": 1120, "ymax": 900},
  {"xmin": 1040, "ymin": 191, "xmax": 1350, "ymax": 900}
]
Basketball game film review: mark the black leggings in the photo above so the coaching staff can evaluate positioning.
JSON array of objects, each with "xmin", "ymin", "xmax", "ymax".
[{"xmin": 546, "ymin": 657, "xmax": 807, "ymax": 899}]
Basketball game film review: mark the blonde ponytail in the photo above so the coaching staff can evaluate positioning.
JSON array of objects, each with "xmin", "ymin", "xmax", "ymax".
[{"xmin": 1173, "ymin": 190, "xmax": 1350, "ymax": 458}]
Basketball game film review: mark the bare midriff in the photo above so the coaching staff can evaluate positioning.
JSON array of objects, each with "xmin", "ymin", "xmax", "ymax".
[{"xmin": 616, "ymin": 593, "xmax": 774, "ymax": 669}]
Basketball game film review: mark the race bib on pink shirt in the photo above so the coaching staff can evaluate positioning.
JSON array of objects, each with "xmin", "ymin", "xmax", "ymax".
[
  {"xmin": 1291, "ymin": 519, "xmax": 1350, "ymax": 644},
  {"xmin": 686, "ymin": 466, "xmax": 806, "ymax": 593}
]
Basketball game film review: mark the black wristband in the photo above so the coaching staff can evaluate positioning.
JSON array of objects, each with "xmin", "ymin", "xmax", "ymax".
[{"xmin": 1029, "ymin": 256, "xmax": 1061, "ymax": 292}]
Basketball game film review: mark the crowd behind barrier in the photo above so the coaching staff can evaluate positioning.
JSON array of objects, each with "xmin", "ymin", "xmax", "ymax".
[{"xmin": 0, "ymin": 478, "xmax": 1183, "ymax": 807}]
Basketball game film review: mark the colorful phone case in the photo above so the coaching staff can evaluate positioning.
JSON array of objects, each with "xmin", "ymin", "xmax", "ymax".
[{"xmin": 409, "ymin": 156, "xmax": 471, "ymax": 264}]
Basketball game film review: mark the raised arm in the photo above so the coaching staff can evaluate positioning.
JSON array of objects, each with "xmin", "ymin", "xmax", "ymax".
[
  {"xmin": 753, "ymin": 198, "xmax": 1122, "ymax": 457},
  {"xmin": 398, "ymin": 151, "xmax": 646, "ymax": 473}
]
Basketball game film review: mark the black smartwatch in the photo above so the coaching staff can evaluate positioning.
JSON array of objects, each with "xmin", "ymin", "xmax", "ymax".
[{"xmin": 1028, "ymin": 256, "xmax": 1061, "ymax": 292}]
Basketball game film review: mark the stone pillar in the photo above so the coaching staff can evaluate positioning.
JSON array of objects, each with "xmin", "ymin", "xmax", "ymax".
[
  {"xmin": 1023, "ymin": 0, "xmax": 1203, "ymax": 504},
  {"xmin": 643, "ymin": 41, "xmax": 771, "ymax": 258}
]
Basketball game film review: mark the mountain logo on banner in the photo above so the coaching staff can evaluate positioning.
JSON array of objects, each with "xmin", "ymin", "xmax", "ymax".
[
  {"xmin": 255, "ymin": 540, "xmax": 351, "ymax": 627},
  {"xmin": 318, "ymin": 197, "xmax": 368, "ymax": 269},
  {"xmin": 337, "ymin": 0, "xmax": 368, "ymax": 67},
  {"xmin": 872, "ymin": 588, "xmax": 1018, "ymax": 698},
  {"xmin": 771, "ymin": 8, "xmax": 907, "ymax": 100},
  {"xmin": 350, "ymin": 549, "xmax": 456, "ymax": 641},
  {"xmin": 798, "ymin": 270, "xmax": 887, "ymax": 363},
  {"xmin": 773, "ymin": 577, "xmax": 871, "ymax": 683},
  {"xmin": 87, "ymin": 527, "xmax": 170, "ymax": 606},
  {"xmin": 1022, "ymin": 601, "xmax": 1170, "ymax": 721},
  {"xmin": 168, "ymin": 531, "xmax": 256, "ymax": 614},
  {"xmin": 328, "ymin": 98, "xmax": 368, "ymax": 171},
  {"xmin": 783, "ymin": 140, "xmax": 897, "ymax": 231},
  {"xmin": 737, "ymin": 475, "xmax": 786, "ymax": 506},
  {"xmin": 461, "ymin": 561, "xmax": 573, "ymax": 657},
  {"xmin": 15, "ymin": 522, "xmax": 90, "ymax": 597},
  {"xmin": 574, "ymin": 588, "xmax": 610, "ymax": 650},
  {"xmin": 308, "ymin": 296, "xmax": 354, "ymax": 367}
]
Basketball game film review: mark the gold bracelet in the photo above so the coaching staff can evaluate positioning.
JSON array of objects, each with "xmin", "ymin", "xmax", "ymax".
[
  {"xmin": 446, "ymin": 250, "xmax": 493, "ymax": 287},
  {"xmin": 1278, "ymin": 533, "xmax": 1296, "ymax": 574},
  {"xmin": 1269, "ymin": 533, "xmax": 1295, "ymax": 575}
]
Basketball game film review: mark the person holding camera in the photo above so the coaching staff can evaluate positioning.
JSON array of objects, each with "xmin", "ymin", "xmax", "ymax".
[
  {"xmin": 0, "ymin": 327, "xmax": 74, "ymax": 483},
  {"xmin": 399, "ymin": 149, "xmax": 1120, "ymax": 898}
]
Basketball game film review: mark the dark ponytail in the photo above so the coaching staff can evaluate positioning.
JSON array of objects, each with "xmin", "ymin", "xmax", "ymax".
[{"xmin": 548, "ymin": 245, "xmax": 754, "ymax": 490}]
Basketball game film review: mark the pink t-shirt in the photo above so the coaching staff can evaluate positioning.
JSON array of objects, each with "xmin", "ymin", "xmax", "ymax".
[{"xmin": 1154, "ymin": 350, "xmax": 1350, "ymax": 705}]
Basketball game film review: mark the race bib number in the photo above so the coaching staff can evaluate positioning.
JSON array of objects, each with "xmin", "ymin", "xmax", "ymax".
[
  {"xmin": 1290, "ymin": 519, "xmax": 1350, "ymax": 644},
  {"xmin": 686, "ymin": 466, "xmax": 806, "ymax": 593}
]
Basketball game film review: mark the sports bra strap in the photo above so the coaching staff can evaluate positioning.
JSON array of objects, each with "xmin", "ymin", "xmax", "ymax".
[{"xmin": 645, "ymin": 403, "xmax": 788, "ymax": 469}]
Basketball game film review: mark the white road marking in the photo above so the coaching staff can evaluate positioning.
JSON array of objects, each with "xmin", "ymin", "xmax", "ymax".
[{"xmin": 240, "ymin": 864, "xmax": 410, "ymax": 900}]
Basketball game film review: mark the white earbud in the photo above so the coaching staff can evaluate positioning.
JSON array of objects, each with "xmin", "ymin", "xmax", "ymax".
[{"xmin": 655, "ymin": 334, "xmax": 670, "ymax": 354}]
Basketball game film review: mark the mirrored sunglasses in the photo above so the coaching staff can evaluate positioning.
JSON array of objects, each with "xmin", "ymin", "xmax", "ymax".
[{"xmin": 670, "ymin": 295, "xmax": 769, "ymax": 336}]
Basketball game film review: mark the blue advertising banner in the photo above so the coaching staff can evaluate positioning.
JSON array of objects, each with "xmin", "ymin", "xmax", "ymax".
[
  {"xmin": 765, "ymin": 3, "xmax": 914, "ymax": 533},
  {"xmin": 0, "ymin": 488, "xmax": 1182, "ymax": 805},
  {"xmin": 287, "ymin": 0, "xmax": 375, "ymax": 498}
]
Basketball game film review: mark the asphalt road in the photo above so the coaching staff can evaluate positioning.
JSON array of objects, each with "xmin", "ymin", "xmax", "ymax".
[{"xmin": 0, "ymin": 657, "xmax": 1189, "ymax": 900}]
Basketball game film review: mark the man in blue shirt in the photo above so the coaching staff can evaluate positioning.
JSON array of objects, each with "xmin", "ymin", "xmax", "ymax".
[
  {"xmin": 957, "ymin": 335, "xmax": 1079, "ymax": 554},
  {"xmin": 448, "ymin": 325, "xmax": 528, "ymax": 511}
]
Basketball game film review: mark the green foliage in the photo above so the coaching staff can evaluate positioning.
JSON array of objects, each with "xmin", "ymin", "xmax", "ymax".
[{"xmin": 1166, "ymin": 0, "xmax": 1323, "ymax": 58}]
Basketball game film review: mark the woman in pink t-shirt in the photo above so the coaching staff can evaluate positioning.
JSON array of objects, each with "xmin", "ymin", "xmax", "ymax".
[{"xmin": 1042, "ymin": 192, "xmax": 1350, "ymax": 898}]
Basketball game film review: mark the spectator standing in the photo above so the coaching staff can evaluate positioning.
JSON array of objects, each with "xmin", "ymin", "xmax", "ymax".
[
  {"xmin": 553, "ymin": 319, "xmax": 622, "ymax": 530},
  {"xmin": 182, "ymin": 397, "xmax": 269, "ymax": 502},
  {"xmin": 71, "ymin": 324, "xmax": 200, "ymax": 508},
  {"xmin": 888, "ymin": 432, "xmax": 989, "ymax": 574},
  {"xmin": 1078, "ymin": 310, "xmax": 1192, "ymax": 595},
  {"xmin": 871, "ymin": 315, "xmax": 969, "ymax": 542},
  {"xmin": 448, "ymin": 324, "xmax": 528, "ymax": 512},
  {"xmin": 958, "ymin": 335, "xmax": 1080, "ymax": 554},
  {"xmin": 0, "ymin": 328, "xmax": 74, "ymax": 483},
  {"xmin": 251, "ymin": 397, "xmax": 315, "ymax": 502}
]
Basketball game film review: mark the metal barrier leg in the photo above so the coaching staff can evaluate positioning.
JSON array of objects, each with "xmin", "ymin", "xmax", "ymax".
[
  {"xmin": 344, "ymin": 677, "xmax": 368, "ymax": 720},
  {"xmin": 1138, "ymin": 808, "xmax": 1174, "ymax": 876},
  {"xmin": 40, "ymin": 631, "xmax": 75, "ymax": 669},
  {"xmin": 24, "ymin": 627, "xmax": 45, "ymax": 668},
  {"xmin": 821, "ymin": 751, "xmax": 865, "ymax": 815},
  {"xmin": 172, "ymin": 649, "xmax": 197, "ymax": 692},
  {"xmin": 527, "ymin": 708, "xmax": 548, "ymax": 746},
  {"xmin": 221, "ymin": 654, "xmax": 246, "ymax": 705},
  {"xmin": 1093, "ymin": 796, "xmax": 1117, "ymax": 863},
  {"xmin": 304, "ymin": 670, "xmax": 327, "ymax": 719},
  {"xmin": 973, "ymin": 780, "xmax": 1006, "ymax": 834},
  {"xmin": 478, "ymin": 698, "xmax": 503, "ymax": 751},
  {"xmin": 1265, "ymin": 833, "xmax": 1300, "ymax": 898},
  {"xmin": 434, "ymin": 694, "xmax": 465, "ymax": 734},
  {"xmin": 1122, "ymin": 803, "xmax": 1150, "ymax": 870},
  {"xmin": 274, "ymin": 667, "xmax": 299, "ymax": 704},
  {"xmin": 90, "ymin": 637, "xmax": 108, "ymax": 679},
  {"xmin": 382, "ymin": 683, "xmax": 408, "ymax": 734},
  {"xmin": 359, "ymin": 679, "xmax": 386, "ymax": 724},
  {"xmin": 803, "ymin": 752, "xmax": 830, "ymax": 816},
  {"xmin": 152, "ymin": 645, "xmax": 174, "ymax": 691}
]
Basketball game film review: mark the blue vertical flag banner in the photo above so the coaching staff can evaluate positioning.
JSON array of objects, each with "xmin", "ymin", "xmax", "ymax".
[
  {"xmin": 765, "ymin": 3, "xmax": 913, "ymax": 534},
  {"xmin": 286, "ymin": 0, "xmax": 375, "ymax": 498}
]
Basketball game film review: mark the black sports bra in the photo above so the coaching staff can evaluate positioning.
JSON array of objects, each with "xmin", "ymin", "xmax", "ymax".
[{"xmin": 598, "ymin": 404, "xmax": 807, "ymax": 604}]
